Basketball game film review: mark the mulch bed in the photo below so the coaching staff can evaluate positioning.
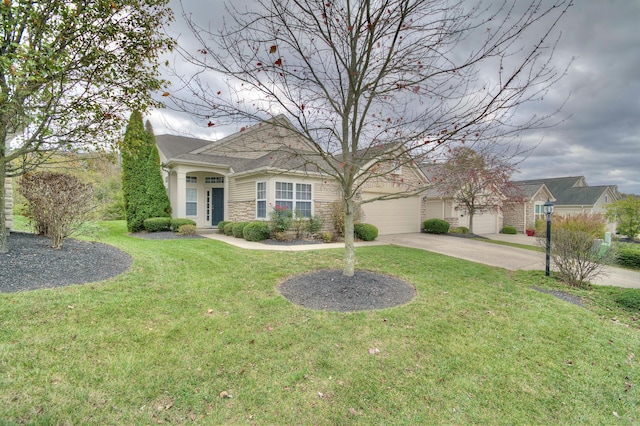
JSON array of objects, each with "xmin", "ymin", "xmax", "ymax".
[
  {"xmin": 278, "ymin": 269, "xmax": 416, "ymax": 312},
  {"xmin": 1, "ymin": 232, "xmax": 132, "ymax": 293}
]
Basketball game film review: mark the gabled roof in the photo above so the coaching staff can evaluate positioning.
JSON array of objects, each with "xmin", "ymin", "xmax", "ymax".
[{"xmin": 512, "ymin": 176, "xmax": 619, "ymax": 206}]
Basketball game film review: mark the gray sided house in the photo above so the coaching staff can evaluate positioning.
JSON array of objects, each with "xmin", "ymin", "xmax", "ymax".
[
  {"xmin": 504, "ymin": 176, "xmax": 622, "ymax": 233},
  {"xmin": 155, "ymin": 116, "xmax": 428, "ymax": 235}
]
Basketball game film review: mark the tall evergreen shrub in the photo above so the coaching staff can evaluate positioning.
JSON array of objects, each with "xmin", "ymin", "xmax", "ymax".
[{"xmin": 121, "ymin": 112, "xmax": 171, "ymax": 232}]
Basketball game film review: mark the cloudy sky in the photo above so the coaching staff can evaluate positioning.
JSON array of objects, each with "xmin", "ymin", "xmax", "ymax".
[{"xmin": 149, "ymin": 0, "xmax": 640, "ymax": 195}]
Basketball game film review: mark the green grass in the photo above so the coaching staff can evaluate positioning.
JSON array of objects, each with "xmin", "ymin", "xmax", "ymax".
[
  {"xmin": 471, "ymin": 237, "xmax": 544, "ymax": 252},
  {"xmin": 1, "ymin": 221, "xmax": 638, "ymax": 424}
]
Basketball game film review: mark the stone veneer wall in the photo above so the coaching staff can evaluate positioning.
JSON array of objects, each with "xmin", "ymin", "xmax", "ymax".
[
  {"xmin": 4, "ymin": 177, "xmax": 12, "ymax": 230},
  {"xmin": 227, "ymin": 200, "xmax": 256, "ymax": 223}
]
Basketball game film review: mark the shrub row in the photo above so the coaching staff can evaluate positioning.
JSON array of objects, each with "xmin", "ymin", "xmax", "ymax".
[
  {"xmin": 143, "ymin": 217, "xmax": 196, "ymax": 233},
  {"xmin": 217, "ymin": 220, "xmax": 378, "ymax": 242}
]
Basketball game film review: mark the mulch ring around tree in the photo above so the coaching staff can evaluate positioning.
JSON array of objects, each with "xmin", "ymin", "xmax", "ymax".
[
  {"xmin": 278, "ymin": 269, "xmax": 416, "ymax": 312},
  {"xmin": 0, "ymin": 232, "xmax": 132, "ymax": 293}
]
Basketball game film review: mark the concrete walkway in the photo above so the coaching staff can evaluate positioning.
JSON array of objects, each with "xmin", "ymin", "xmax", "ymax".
[{"xmin": 202, "ymin": 232, "xmax": 640, "ymax": 289}]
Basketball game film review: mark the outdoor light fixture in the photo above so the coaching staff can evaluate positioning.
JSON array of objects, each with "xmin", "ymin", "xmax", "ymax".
[{"xmin": 543, "ymin": 199, "xmax": 555, "ymax": 277}]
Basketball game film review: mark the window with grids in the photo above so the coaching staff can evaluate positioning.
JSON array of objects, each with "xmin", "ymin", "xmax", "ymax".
[
  {"xmin": 186, "ymin": 176, "xmax": 197, "ymax": 183},
  {"xmin": 205, "ymin": 176, "xmax": 224, "ymax": 184},
  {"xmin": 256, "ymin": 182, "xmax": 267, "ymax": 218},
  {"xmin": 186, "ymin": 188, "xmax": 197, "ymax": 216},
  {"xmin": 275, "ymin": 181, "xmax": 312, "ymax": 218}
]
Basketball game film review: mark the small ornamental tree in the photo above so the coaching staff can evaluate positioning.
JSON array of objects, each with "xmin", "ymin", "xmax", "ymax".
[
  {"xmin": 605, "ymin": 196, "xmax": 640, "ymax": 241},
  {"xmin": 432, "ymin": 147, "xmax": 518, "ymax": 234},
  {"xmin": 18, "ymin": 172, "xmax": 95, "ymax": 249}
]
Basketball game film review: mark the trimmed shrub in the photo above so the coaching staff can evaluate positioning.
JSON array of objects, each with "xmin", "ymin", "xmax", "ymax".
[
  {"xmin": 501, "ymin": 226, "xmax": 517, "ymax": 235},
  {"xmin": 171, "ymin": 218, "xmax": 196, "ymax": 232},
  {"xmin": 322, "ymin": 231, "xmax": 333, "ymax": 243},
  {"xmin": 232, "ymin": 222, "xmax": 250, "ymax": 238},
  {"xmin": 306, "ymin": 215, "xmax": 325, "ymax": 235},
  {"xmin": 243, "ymin": 222, "xmax": 271, "ymax": 242},
  {"xmin": 177, "ymin": 224, "xmax": 197, "ymax": 236},
  {"xmin": 223, "ymin": 222, "xmax": 235, "ymax": 236},
  {"xmin": 423, "ymin": 219, "xmax": 450, "ymax": 234},
  {"xmin": 143, "ymin": 217, "xmax": 172, "ymax": 232},
  {"xmin": 615, "ymin": 289, "xmax": 640, "ymax": 311},
  {"xmin": 269, "ymin": 205, "xmax": 293, "ymax": 233},
  {"xmin": 354, "ymin": 223, "xmax": 378, "ymax": 241},
  {"xmin": 616, "ymin": 247, "xmax": 640, "ymax": 269},
  {"xmin": 217, "ymin": 221, "xmax": 229, "ymax": 233}
]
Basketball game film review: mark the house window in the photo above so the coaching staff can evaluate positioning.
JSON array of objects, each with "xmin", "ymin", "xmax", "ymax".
[
  {"xmin": 256, "ymin": 182, "xmax": 267, "ymax": 218},
  {"xmin": 186, "ymin": 176, "xmax": 197, "ymax": 184},
  {"xmin": 275, "ymin": 182, "xmax": 294, "ymax": 211},
  {"xmin": 534, "ymin": 202, "xmax": 544, "ymax": 218},
  {"xmin": 275, "ymin": 181, "xmax": 312, "ymax": 217},
  {"xmin": 205, "ymin": 176, "xmax": 224, "ymax": 184},
  {"xmin": 186, "ymin": 188, "xmax": 197, "ymax": 216},
  {"xmin": 296, "ymin": 183, "xmax": 312, "ymax": 218}
]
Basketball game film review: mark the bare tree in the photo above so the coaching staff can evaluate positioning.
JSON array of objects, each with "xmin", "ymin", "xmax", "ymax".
[
  {"xmin": 428, "ymin": 146, "xmax": 518, "ymax": 234},
  {"xmin": 170, "ymin": 0, "xmax": 572, "ymax": 276},
  {"xmin": 0, "ymin": 0, "xmax": 175, "ymax": 253}
]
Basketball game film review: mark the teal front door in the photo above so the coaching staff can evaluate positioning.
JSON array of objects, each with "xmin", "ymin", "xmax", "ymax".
[{"xmin": 211, "ymin": 188, "xmax": 224, "ymax": 226}]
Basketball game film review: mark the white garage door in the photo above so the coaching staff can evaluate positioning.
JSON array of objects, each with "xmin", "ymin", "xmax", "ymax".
[
  {"xmin": 469, "ymin": 212, "xmax": 502, "ymax": 234},
  {"xmin": 361, "ymin": 194, "xmax": 421, "ymax": 235}
]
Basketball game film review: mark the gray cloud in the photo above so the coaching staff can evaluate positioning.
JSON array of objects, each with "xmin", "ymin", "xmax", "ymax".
[{"xmin": 152, "ymin": 0, "xmax": 640, "ymax": 194}]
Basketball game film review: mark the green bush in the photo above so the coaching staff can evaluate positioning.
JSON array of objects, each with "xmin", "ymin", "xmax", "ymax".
[
  {"xmin": 423, "ymin": 219, "xmax": 450, "ymax": 234},
  {"xmin": 451, "ymin": 226, "xmax": 470, "ymax": 234},
  {"xmin": 232, "ymin": 222, "xmax": 250, "ymax": 238},
  {"xmin": 171, "ymin": 218, "xmax": 196, "ymax": 232},
  {"xmin": 143, "ymin": 217, "xmax": 172, "ymax": 232},
  {"xmin": 223, "ymin": 222, "xmax": 235, "ymax": 236},
  {"xmin": 616, "ymin": 247, "xmax": 640, "ymax": 269},
  {"xmin": 354, "ymin": 223, "xmax": 378, "ymax": 241},
  {"xmin": 501, "ymin": 226, "xmax": 517, "ymax": 235},
  {"xmin": 177, "ymin": 224, "xmax": 198, "ymax": 236},
  {"xmin": 217, "ymin": 221, "xmax": 229, "ymax": 233},
  {"xmin": 615, "ymin": 289, "xmax": 640, "ymax": 311},
  {"xmin": 243, "ymin": 222, "xmax": 271, "ymax": 242},
  {"xmin": 306, "ymin": 215, "xmax": 325, "ymax": 235}
]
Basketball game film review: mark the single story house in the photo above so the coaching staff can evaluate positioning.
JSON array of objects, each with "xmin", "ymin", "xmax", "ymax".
[
  {"xmin": 155, "ymin": 116, "xmax": 427, "ymax": 235},
  {"xmin": 419, "ymin": 164, "xmax": 505, "ymax": 234},
  {"xmin": 503, "ymin": 176, "xmax": 622, "ymax": 233},
  {"xmin": 502, "ymin": 181, "xmax": 555, "ymax": 233}
]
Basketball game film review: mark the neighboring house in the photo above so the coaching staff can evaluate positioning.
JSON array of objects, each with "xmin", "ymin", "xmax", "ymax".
[
  {"xmin": 3, "ymin": 177, "xmax": 12, "ymax": 230},
  {"xmin": 504, "ymin": 176, "xmax": 622, "ymax": 233},
  {"xmin": 419, "ymin": 164, "xmax": 505, "ymax": 234},
  {"xmin": 502, "ymin": 181, "xmax": 555, "ymax": 233},
  {"xmin": 155, "ymin": 116, "xmax": 427, "ymax": 235}
]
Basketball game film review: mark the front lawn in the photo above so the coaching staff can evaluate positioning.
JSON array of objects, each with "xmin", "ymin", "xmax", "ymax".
[{"xmin": 1, "ymin": 221, "xmax": 638, "ymax": 424}]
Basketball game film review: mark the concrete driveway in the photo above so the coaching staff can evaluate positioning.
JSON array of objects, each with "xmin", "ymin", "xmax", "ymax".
[{"xmin": 378, "ymin": 233, "xmax": 640, "ymax": 289}]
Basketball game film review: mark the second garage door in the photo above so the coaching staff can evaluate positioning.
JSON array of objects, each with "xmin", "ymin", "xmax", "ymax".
[{"xmin": 360, "ymin": 194, "xmax": 421, "ymax": 235}]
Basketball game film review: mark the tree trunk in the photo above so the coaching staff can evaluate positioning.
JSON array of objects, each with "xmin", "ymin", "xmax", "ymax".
[
  {"xmin": 343, "ymin": 197, "xmax": 355, "ymax": 277},
  {"xmin": 0, "ymin": 161, "xmax": 7, "ymax": 254},
  {"xmin": 468, "ymin": 212, "xmax": 474, "ymax": 235}
]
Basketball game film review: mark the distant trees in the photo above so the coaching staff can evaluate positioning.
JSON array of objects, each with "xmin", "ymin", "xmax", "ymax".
[
  {"xmin": 605, "ymin": 196, "xmax": 640, "ymax": 241},
  {"xmin": 432, "ymin": 147, "xmax": 517, "ymax": 234},
  {"xmin": 0, "ymin": 0, "xmax": 174, "ymax": 253},
  {"xmin": 121, "ymin": 112, "xmax": 172, "ymax": 232}
]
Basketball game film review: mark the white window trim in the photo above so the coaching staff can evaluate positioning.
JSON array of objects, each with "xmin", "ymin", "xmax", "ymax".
[
  {"xmin": 256, "ymin": 181, "xmax": 267, "ymax": 219},
  {"xmin": 274, "ymin": 181, "xmax": 313, "ymax": 218},
  {"xmin": 186, "ymin": 187, "xmax": 198, "ymax": 217}
]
